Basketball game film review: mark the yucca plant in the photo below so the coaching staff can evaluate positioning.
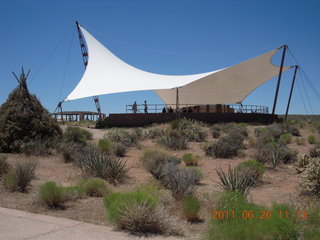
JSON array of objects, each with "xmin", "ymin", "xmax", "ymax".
[{"xmin": 216, "ymin": 165, "xmax": 255, "ymax": 195}]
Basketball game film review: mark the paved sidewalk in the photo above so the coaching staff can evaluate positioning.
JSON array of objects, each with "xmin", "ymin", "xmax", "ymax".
[{"xmin": 0, "ymin": 207, "xmax": 180, "ymax": 240}]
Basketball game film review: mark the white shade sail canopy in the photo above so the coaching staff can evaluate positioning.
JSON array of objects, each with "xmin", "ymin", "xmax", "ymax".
[{"xmin": 65, "ymin": 25, "xmax": 292, "ymax": 104}]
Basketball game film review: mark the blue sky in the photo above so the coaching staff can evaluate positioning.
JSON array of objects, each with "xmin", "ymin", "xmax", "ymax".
[{"xmin": 1, "ymin": 0, "xmax": 319, "ymax": 115}]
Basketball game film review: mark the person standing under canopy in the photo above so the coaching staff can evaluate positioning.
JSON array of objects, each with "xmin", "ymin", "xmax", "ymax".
[
  {"xmin": 132, "ymin": 101, "xmax": 138, "ymax": 114},
  {"xmin": 144, "ymin": 100, "xmax": 148, "ymax": 113}
]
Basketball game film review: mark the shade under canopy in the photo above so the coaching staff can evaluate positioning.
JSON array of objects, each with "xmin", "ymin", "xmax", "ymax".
[{"xmin": 65, "ymin": 25, "xmax": 292, "ymax": 104}]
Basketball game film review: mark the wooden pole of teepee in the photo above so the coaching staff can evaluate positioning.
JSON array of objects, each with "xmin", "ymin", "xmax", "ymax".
[{"xmin": 285, "ymin": 65, "xmax": 298, "ymax": 119}]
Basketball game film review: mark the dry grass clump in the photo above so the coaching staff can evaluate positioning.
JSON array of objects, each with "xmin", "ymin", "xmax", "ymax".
[
  {"xmin": 103, "ymin": 191, "xmax": 181, "ymax": 235},
  {"xmin": 210, "ymin": 124, "xmax": 222, "ymax": 138},
  {"xmin": 307, "ymin": 135, "xmax": 317, "ymax": 144},
  {"xmin": 4, "ymin": 159, "xmax": 37, "ymax": 192},
  {"xmin": 21, "ymin": 139, "xmax": 51, "ymax": 156},
  {"xmin": 171, "ymin": 119, "xmax": 208, "ymax": 142},
  {"xmin": 81, "ymin": 178, "xmax": 110, "ymax": 197},
  {"xmin": 295, "ymin": 137, "xmax": 306, "ymax": 145}
]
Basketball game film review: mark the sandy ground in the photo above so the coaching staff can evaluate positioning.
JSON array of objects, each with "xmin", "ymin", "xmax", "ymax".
[{"xmin": 0, "ymin": 123, "xmax": 318, "ymax": 239}]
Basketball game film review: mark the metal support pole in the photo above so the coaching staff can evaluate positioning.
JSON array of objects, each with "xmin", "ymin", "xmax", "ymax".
[
  {"xmin": 285, "ymin": 65, "xmax": 299, "ymax": 119},
  {"xmin": 272, "ymin": 45, "xmax": 287, "ymax": 116},
  {"xmin": 76, "ymin": 21, "xmax": 103, "ymax": 119}
]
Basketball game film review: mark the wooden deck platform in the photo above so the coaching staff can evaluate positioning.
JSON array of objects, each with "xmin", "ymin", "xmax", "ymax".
[{"xmin": 96, "ymin": 112, "xmax": 277, "ymax": 128}]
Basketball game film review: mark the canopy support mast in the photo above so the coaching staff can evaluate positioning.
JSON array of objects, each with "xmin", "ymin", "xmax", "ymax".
[
  {"xmin": 285, "ymin": 65, "xmax": 298, "ymax": 119},
  {"xmin": 272, "ymin": 45, "xmax": 287, "ymax": 117},
  {"xmin": 76, "ymin": 21, "xmax": 103, "ymax": 119}
]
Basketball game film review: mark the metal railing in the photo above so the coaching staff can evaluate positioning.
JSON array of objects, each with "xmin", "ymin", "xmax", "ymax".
[{"xmin": 126, "ymin": 104, "xmax": 268, "ymax": 114}]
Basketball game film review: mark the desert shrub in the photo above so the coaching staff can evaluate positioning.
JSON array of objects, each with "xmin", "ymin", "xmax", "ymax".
[
  {"xmin": 236, "ymin": 159, "xmax": 265, "ymax": 184},
  {"xmin": 254, "ymin": 142, "xmax": 297, "ymax": 167},
  {"xmin": 310, "ymin": 144, "xmax": 320, "ymax": 158},
  {"xmin": 0, "ymin": 155, "xmax": 9, "ymax": 177},
  {"xmin": 39, "ymin": 182, "xmax": 67, "ymax": 208},
  {"xmin": 103, "ymin": 191, "xmax": 166, "ymax": 234},
  {"xmin": 21, "ymin": 139, "xmax": 51, "ymax": 156},
  {"xmin": 57, "ymin": 142, "xmax": 83, "ymax": 163},
  {"xmin": 279, "ymin": 133, "xmax": 293, "ymax": 144},
  {"xmin": 216, "ymin": 165, "xmax": 255, "ymax": 195},
  {"xmin": 281, "ymin": 121, "xmax": 300, "ymax": 136},
  {"xmin": 186, "ymin": 166, "xmax": 203, "ymax": 184},
  {"xmin": 206, "ymin": 191, "xmax": 299, "ymax": 240},
  {"xmin": 171, "ymin": 119, "xmax": 208, "ymax": 142},
  {"xmin": 210, "ymin": 125, "xmax": 222, "ymax": 138},
  {"xmin": 254, "ymin": 127, "xmax": 274, "ymax": 146},
  {"xmin": 161, "ymin": 162, "xmax": 197, "ymax": 199},
  {"xmin": 308, "ymin": 135, "xmax": 316, "ymax": 144},
  {"xmin": 111, "ymin": 142, "xmax": 127, "ymax": 157},
  {"xmin": 144, "ymin": 127, "xmax": 165, "ymax": 139},
  {"xmin": 63, "ymin": 126, "xmax": 92, "ymax": 145},
  {"xmin": 203, "ymin": 134, "xmax": 244, "ymax": 158},
  {"xmin": 182, "ymin": 196, "xmax": 201, "ymax": 222},
  {"xmin": 4, "ymin": 159, "xmax": 37, "ymax": 192},
  {"xmin": 295, "ymin": 137, "xmax": 306, "ymax": 145},
  {"xmin": 182, "ymin": 153, "xmax": 200, "ymax": 166},
  {"xmin": 267, "ymin": 122, "xmax": 283, "ymax": 139},
  {"xmin": 79, "ymin": 147, "xmax": 129, "ymax": 184},
  {"xmin": 224, "ymin": 123, "xmax": 248, "ymax": 137},
  {"xmin": 104, "ymin": 128, "xmax": 138, "ymax": 147},
  {"xmin": 301, "ymin": 204, "xmax": 320, "ymax": 240},
  {"xmin": 81, "ymin": 178, "xmax": 110, "ymax": 197},
  {"xmin": 295, "ymin": 155, "xmax": 320, "ymax": 196},
  {"xmin": 140, "ymin": 150, "xmax": 181, "ymax": 180},
  {"xmin": 158, "ymin": 129, "xmax": 188, "ymax": 150},
  {"xmin": 98, "ymin": 139, "xmax": 112, "ymax": 153},
  {"xmin": 64, "ymin": 185, "xmax": 85, "ymax": 200}
]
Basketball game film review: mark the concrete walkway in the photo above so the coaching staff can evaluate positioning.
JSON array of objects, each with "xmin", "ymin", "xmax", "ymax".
[{"xmin": 0, "ymin": 207, "xmax": 180, "ymax": 240}]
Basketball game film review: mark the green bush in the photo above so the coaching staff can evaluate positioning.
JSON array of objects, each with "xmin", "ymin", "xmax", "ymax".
[
  {"xmin": 143, "ymin": 127, "xmax": 165, "ymax": 139},
  {"xmin": 79, "ymin": 146, "xmax": 129, "ymax": 184},
  {"xmin": 104, "ymin": 128, "xmax": 138, "ymax": 147},
  {"xmin": 254, "ymin": 127, "xmax": 274, "ymax": 146},
  {"xmin": 182, "ymin": 196, "xmax": 201, "ymax": 222},
  {"xmin": 4, "ymin": 160, "xmax": 37, "ymax": 192},
  {"xmin": 103, "ymin": 191, "xmax": 167, "ymax": 234},
  {"xmin": 98, "ymin": 139, "xmax": 112, "ymax": 153},
  {"xmin": 111, "ymin": 142, "xmax": 127, "ymax": 157},
  {"xmin": 216, "ymin": 165, "xmax": 255, "ymax": 195},
  {"xmin": 171, "ymin": 119, "xmax": 208, "ymax": 142},
  {"xmin": 182, "ymin": 153, "xmax": 200, "ymax": 166},
  {"xmin": 39, "ymin": 182, "xmax": 67, "ymax": 208},
  {"xmin": 281, "ymin": 121, "xmax": 300, "ymax": 136},
  {"xmin": 279, "ymin": 133, "xmax": 293, "ymax": 144},
  {"xmin": 224, "ymin": 123, "xmax": 248, "ymax": 137},
  {"xmin": 81, "ymin": 178, "xmax": 110, "ymax": 197},
  {"xmin": 308, "ymin": 135, "xmax": 316, "ymax": 144},
  {"xmin": 158, "ymin": 129, "xmax": 188, "ymax": 150},
  {"xmin": 205, "ymin": 191, "xmax": 300, "ymax": 240},
  {"xmin": 210, "ymin": 125, "xmax": 222, "ymax": 138},
  {"xmin": 295, "ymin": 137, "xmax": 306, "ymax": 145},
  {"xmin": 0, "ymin": 155, "xmax": 9, "ymax": 177},
  {"xmin": 140, "ymin": 150, "xmax": 181, "ymax": 180},
  {"xmin": 63, "ymin": 126, "xmax": 92, "ymax": 145},
  {"xmin": 203, "ymin": 134, "xmax": 244, "ymax": 158},
  {"xmin": 235, "ymin": 159, "xmax": 265, "ymax": 184},
  {"xmin": 310, "ymin": 145, "xmax": 320, "ymax": 158}
]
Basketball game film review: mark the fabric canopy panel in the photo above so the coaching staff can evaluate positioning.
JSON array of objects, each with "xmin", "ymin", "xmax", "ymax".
[
  {"xmin": 156, "ymin": 49, "xmax": 291, "ymax": 105},
  {"xmin": 65, "ymin": 25, "xmax": 292, "ymax": 104}
]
